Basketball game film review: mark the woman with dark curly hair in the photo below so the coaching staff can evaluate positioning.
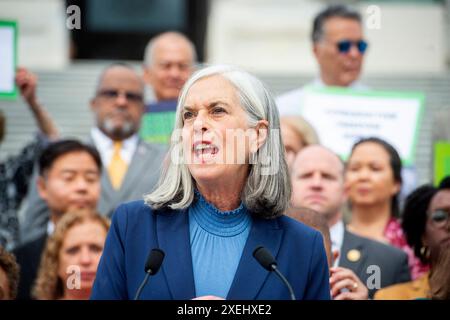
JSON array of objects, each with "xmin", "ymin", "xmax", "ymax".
[
  {"xmin": 375, "ymin": 176, "xmax": 450, "ymax": 299},
  {"xmin": 33, "ymin": 211, "xmax": 109, "ymax": 300},
  {"xmin": 0, "ymin": 245, "xmax": 20, "ymax": 300}
]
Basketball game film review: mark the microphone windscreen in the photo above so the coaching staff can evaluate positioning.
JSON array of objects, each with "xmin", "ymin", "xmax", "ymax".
[
  {"xmin": 253, "ymin": 246, "xmax": 277, "ymax": 271},
  {"xmin": 145, "ymin": 248, "xmax": 165, "ymax": 275}
]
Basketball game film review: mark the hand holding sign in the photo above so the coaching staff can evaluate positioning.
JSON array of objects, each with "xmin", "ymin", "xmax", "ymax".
[
  {"xmin": 15, "ymin": 67, "xmax": 38, "ymax": 106},
  {"xmin": 13, "ymin": 66, "xmax": 59, "ymax": 139}
]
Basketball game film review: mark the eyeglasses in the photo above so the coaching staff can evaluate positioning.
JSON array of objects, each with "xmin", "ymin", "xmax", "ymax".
[
  {"xmin": 336, "ymin": 40, "xmax": 368, "ymax": 54},
  {"xmin": 97, "ymin": 89, "xmax": 143, "ymax": 103},
  {"xmin": 430, "ymin": 209, "xmax": 450, "ymax": 228}
]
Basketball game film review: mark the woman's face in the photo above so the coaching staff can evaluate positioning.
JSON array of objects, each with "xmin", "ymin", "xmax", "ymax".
[
  {"xmin": 423, "ymin": 190, "xmax": 450, "ymax": 262},
  {"xmin": 58, "ymin": 221, "xmax": 107, "ymax": 294},
  {"xmin": 280, "ymin": 122, "xmax": 304, "ymax": 170},
  {"xmin": 181, "ymin": 75, "xmax": 265, "ymax": 188},
  {"xmin": 345, "ymin": 142, "xmax": 400, "ymax": 207}
]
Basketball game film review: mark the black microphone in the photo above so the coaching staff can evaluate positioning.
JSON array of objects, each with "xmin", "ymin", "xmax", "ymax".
[
  {"xmin": 134, "ymin": 248, "xmax": 165, "ymax": 300},
  {"xmin": 253, "ymin": 246, "xmax": 296, "ymax": 300}
]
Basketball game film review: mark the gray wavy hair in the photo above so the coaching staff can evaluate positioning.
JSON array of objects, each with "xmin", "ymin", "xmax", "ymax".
[{"xmin": 144, "ymin": 65, "xmax": 291, "ymax": 218}]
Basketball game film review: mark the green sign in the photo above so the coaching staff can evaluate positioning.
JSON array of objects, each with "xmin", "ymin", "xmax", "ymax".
[
  {"xmin": 140, "ymin": 111, "xmax": 176, "ymax": 144},
  {"xmin": 434, "ymin": 141, "xmax": 450, "ymax": 186},
  {"xmin": 0, "ymin": 20, "xmax": 18, "ymax": 99},
  {"xmin": 300, "ymin": 86, "xmax": 425, "ymax": 165}
]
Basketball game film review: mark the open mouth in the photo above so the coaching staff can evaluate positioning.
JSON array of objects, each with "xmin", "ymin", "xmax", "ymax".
[{"xmin": 192, "ymin": 141, "xmax": 219, "ymax": 162}]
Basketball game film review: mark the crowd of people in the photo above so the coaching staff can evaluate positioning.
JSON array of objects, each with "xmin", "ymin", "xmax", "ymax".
[{"xmin": 0, "ymin": 4, "xmax": 449, "ymax": 300}]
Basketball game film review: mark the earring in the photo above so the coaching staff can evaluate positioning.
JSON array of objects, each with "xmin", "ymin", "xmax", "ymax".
[{"xmin": 420, "ymin": 246, "xmax": 430, "ymax": 260}]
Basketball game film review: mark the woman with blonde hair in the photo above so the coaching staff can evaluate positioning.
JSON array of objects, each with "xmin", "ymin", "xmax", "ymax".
[
  {"xmin": 33, "ymin": 211, "xmax": 110, "ymax": 300},
  {"xmin": 280, "ymin": 116, "xmax": 319, "ymax": 170}
]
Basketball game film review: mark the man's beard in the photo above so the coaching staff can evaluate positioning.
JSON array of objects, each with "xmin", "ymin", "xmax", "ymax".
[{"xmin": 102, "ymin": 118, "xmax": 136, "ymax": 140}]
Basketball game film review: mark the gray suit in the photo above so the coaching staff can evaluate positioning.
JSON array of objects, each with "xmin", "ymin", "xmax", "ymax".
[
  {"xmin": 339, "ymin": 230, "xmax": 411, "ymax": 298},
  {"xmin": 96, "ymin": 140, "xmax": 167, "ymax": 216},
  {"xmin": 18, "ymin": 139, "xmax": 168, "ymax": 244}
]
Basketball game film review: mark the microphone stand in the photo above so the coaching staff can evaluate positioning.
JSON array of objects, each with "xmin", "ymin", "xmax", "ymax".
[
  {"xmin": 134, "ymin": 271, "xmax": 151, "ymax": 300},
  {"xmin": 272, "ymin": 266, "xmax": 296, "ymax": 300}
]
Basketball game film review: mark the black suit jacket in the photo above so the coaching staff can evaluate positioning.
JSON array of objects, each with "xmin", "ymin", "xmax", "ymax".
[
  {"xmin": 339, "ymin": 230, "xmax": 411, "ymax": 298},
  {"xmin": 13, "ymin": 233, "xmax": 47, "ymax": 300}
]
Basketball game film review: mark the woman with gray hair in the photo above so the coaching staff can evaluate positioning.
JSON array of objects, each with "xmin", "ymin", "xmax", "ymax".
[{"xmin": 91, "ymin": 65, "xmax": 330, "ymax": 300}]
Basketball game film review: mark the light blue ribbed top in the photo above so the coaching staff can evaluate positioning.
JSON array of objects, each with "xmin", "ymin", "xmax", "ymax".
[{"xmin": 189, "ymin": 190, "xmax": 252, "ymax": 298}]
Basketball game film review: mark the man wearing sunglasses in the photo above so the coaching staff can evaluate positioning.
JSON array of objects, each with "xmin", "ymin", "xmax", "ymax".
[
  {"xmin": 19, "ymin": 64, "xmax": 168, "ymax": 245},
  {"xmin": 276, "ymin": 4, "xmax": 419, "ymax": 216},
  {"xmin": 277, "ymin": 4, "xmax": 368, "ymax": 116}
]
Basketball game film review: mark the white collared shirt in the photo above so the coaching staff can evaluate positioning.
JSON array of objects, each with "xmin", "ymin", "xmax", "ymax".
[
  {"xmin": 90, "ymin": 127, "xmax": 139, "ymax": 167},
  {"xmin": 330, "ymin": 220, "xmax": 345, "ymax": 267}
]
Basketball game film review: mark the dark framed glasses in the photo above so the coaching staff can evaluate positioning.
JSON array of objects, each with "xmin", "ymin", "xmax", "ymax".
[
  {"xmin": 336, "ymin": 40, "xmax": 368, "ymax": 54},
  {"xmin": 97, "ymin": 89, "xmax": 143, "ymax": 103},
  {"xmin": 430, "ymin": 209, "xmax": 450, "ymax": 228}
]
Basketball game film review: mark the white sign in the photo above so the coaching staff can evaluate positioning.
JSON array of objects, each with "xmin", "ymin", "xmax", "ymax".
[
  {"xmin": 0, "ymin": 21, "xmax": 17, "ymax": 98},
  {"xmin": 300, "ymin": 87, "xmax": 424, "ymax": 165}
]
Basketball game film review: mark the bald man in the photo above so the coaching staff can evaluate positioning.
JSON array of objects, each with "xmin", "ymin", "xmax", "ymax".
[
  {"xmin": 140, "ymin": 31, "xmax": 196, "ymax": 144},
  {"xmin": 290, "ymin": 145, "xmax": 410, "ymax": 298}
]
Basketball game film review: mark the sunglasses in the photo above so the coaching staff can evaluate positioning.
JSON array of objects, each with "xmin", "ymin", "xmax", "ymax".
[
  {"xmin": 336, "ymin": 40, "xmax": 368, "ymax": 54},
  {"xmin": 430, "ymin": 209, "xmax": 450, "ymax": 228},
  {"xmin": 97, "ymin": 89, "xmax": 143, "ymax": 103}
]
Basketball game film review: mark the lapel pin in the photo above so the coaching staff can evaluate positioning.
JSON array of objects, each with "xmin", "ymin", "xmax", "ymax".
[{"xmin": 347, "ymin": 249, "xmax": 361, "ymax": 262}]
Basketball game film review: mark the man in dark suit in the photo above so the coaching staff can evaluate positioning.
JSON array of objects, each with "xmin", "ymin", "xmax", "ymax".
[
  {"xmin": 18, "ymin": 64, "xmax": 168, "ymax": 244},
  {"xmin": 13, "ymin": 140, "xmax": 102, "ymax": 299},
  {"xmin": 290, "ymin": 145, "xmax": 411, "ymax": 298}
]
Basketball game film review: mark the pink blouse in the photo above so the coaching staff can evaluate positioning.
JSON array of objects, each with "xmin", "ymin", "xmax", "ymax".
[{"xmin": 384, "ymin": 218, "xmax": 429, "ymax": 280}]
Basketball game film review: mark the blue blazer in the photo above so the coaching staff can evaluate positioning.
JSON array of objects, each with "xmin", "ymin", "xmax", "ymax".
[{"xmin": 91, "ymin": 200, "xmax": 330, "ymax": 300}]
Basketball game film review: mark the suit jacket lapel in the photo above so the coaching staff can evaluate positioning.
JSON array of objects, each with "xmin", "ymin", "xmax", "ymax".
[
  {"xmin": 226, "ymin": 217, "xmax": 283, "ymax": 300},
  {"xmin": 339, "ymin": 230, "xmax": 367, "ymax": 277},
  {"xmin": 118, "ymin": 141, "xmax": 166, "ymax": 199},
  {"xmin": 100, "ymin": 170, "xmax": 115, "ymax": 201},
  {"xmin": 156, "ymin": 208, "xmax": 196, "ymax": 299},
  {"xmin": 87, "ymin": 135, "xmax": 116, "ymax": 214},
  {"xmin": 117, "ymin": 141, "xmax": 149, "ymax": 199}
]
